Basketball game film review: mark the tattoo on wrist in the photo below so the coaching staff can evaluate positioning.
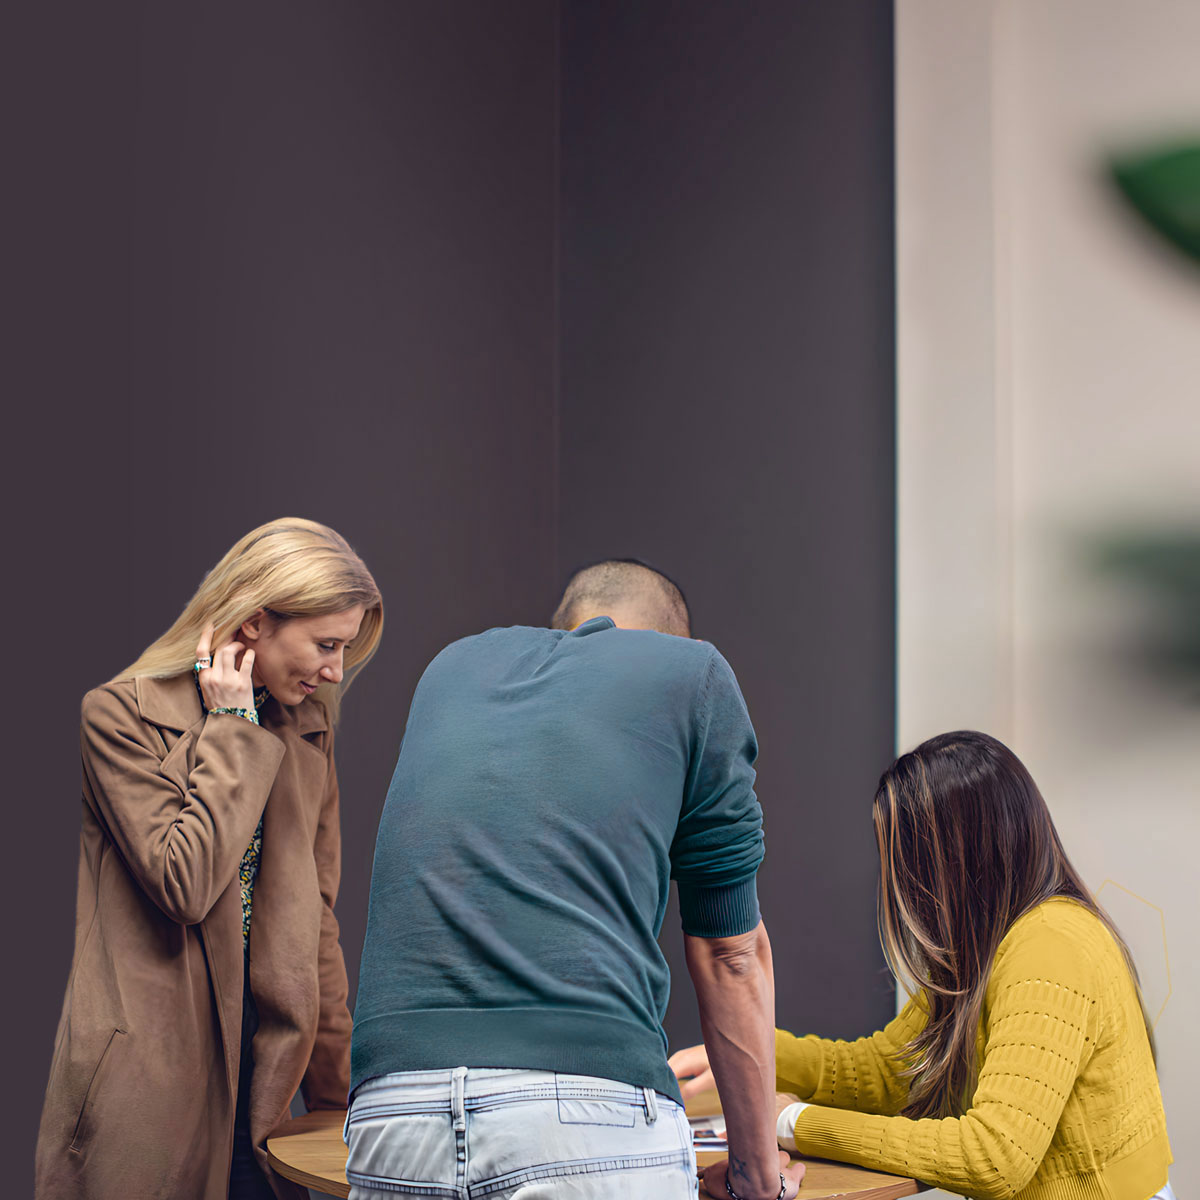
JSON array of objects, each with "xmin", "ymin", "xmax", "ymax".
[
  {"xmin": 725, "ymin": 1152, "xmax": 786, "ymax": 1200},
  {"xmin": 728, "ymin": 1153, "xmax": 750, "ymax": 1189}
]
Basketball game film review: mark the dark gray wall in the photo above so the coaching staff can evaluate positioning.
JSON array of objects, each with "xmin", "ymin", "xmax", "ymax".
[
  {"xmin": 557, "ymin": 1, "xmax": 897, "ymax": 1044},
  {"xmin": 7, "ymin": 1, "xmax": 558, "ymax": 1184},
  {"xmin": 6, "ymin": 1, "xmax": 893, "ymax": 1188}
]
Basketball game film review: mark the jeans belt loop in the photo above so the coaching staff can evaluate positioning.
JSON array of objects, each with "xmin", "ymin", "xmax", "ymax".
[
  {"xmin": 451, "ymin": 1066, "xmax": 468, "ymax": 1133},
  {"xmin": 642, "ymin": 1085, "xmax": 658, "ymax": 1124}
]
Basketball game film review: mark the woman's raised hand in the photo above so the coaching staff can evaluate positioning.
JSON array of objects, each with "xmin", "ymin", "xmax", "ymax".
[
  {"xmin": 195, "ymin": 623, "xmax": 256, "ymax": 712},
  {"xmin": 668, "ymin": 1042, "xmax": 716, "ymax": 1099}
]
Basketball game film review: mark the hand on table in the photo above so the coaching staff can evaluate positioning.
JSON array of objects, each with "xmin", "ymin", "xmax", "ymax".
[
  {"xmin": 671, "ymin": 1042, "xmax": 798, "ymax": 1114},
  {"xmin": 701, "ymin": 1150, "xmax": 805, "ymax": 1200},
  {"xmin": 672, "ymin": 1042, "xmax": 805, "ymax": 1198},
  {"xmin": 668, "ymin": 1041, "xmax": 715, "ymax": 1100},
  {"xmin": 195, "ymin": 623, "xmax": 256, "ymax": 712}
]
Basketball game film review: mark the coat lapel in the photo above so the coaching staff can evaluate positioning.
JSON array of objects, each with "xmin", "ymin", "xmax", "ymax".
[{"xmin": 135, "ymin": 672, "xmax": 206, "ymax": 732}]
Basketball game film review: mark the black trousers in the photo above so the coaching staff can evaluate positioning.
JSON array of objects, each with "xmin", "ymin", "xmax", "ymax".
[{"xmin": 227, "ymin": 955, "xmax": 276, "ymax": 1200}]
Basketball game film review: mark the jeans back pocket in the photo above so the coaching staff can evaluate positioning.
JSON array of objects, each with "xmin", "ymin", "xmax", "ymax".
[{"xmin": 555, "ymin": 1079, "xmax": 637, "ymax": 1127}]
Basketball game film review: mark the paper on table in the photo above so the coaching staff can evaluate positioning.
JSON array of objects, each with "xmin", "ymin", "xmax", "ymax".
[{"xmin": 689, "ymin": 1112, "xmax": 727, "ymax": 1151}]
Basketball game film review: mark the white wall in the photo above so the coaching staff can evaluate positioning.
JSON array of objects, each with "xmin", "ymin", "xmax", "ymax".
[{"xmin": 898, "ymin": 0, "xmax": 1198, "ymax": 1192}]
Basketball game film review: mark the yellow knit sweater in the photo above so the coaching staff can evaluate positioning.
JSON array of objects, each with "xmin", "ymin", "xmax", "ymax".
[{"xmin": 776, "ymin": 899, "xmax": 1171, "ymax": 1200}]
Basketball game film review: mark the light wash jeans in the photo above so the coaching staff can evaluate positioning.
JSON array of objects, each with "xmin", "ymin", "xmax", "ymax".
[{"xmin": 344, "ymin": 1067, "xmax": 698, "ymax": 1199}]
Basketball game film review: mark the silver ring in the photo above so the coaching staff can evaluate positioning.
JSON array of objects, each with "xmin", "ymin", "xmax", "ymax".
[{"xmin": 194, "ymin": 657, "xmax": 212, "ymax": 672}]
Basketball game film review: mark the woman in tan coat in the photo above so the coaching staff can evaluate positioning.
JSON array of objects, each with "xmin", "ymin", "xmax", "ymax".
[{"xmin": 36, "ymin": 518, "xmax": 384, "ymax": 1200}]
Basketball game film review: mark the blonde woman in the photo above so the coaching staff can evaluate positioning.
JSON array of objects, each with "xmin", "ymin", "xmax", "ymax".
[
  {"xmin": 36, "ymin": 518, "xmax": 384, "ymax": 1200},
  {"xmin": 671, "ymin": 732, "xmax": 1172, "ymax": 1200}
]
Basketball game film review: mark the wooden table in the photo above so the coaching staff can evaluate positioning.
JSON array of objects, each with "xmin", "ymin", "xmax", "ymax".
[
  {"xmin": 267, "ymin": 1091, "xmax": 925, "ymax": 1200},
  {"xmin": 686, "ymin": 1089, "xmax": 923, "ymax": 1200}
]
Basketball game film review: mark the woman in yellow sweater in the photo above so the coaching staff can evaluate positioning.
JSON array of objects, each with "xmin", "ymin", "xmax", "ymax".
[{"xmin": 671, "ymin": 731, "xmax": 1172, "ymax": 1200}]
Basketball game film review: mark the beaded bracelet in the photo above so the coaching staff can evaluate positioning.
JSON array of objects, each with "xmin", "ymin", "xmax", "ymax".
[
  {"xmin": 208, "ymin": 706, "xmax": 260, "ymax": 726},
  {"xmin": 726, "ymin": 1173, "xmax": 787, "ymax": 1200}
]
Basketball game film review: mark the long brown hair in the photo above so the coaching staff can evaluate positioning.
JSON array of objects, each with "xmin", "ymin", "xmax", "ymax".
[
  {"xmin": 874, "ymin": 730, "xmax": 1151, "ymax": 1118},
  {"xmin": 114, "ymin": 517, "xmax": 383, "ymax": 722}
]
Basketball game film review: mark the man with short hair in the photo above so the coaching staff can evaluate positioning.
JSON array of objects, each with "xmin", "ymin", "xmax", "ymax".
[
  {"xmin": 550, "ymin": 557, "xmax": 691, "ymax": 637},
  {"xmin": 347, "ymin": 560, "xmax": 801, "ymax": 1200}
]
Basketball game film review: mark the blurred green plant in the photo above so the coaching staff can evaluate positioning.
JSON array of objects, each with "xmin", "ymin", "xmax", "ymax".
[
  {"xmin": 1111, "ymin": 144, "xmax": 1200, "ymax": 265},
  {"xmin": 1091, "ymin": 532, "xmax": 1200, "ymax": 691}
]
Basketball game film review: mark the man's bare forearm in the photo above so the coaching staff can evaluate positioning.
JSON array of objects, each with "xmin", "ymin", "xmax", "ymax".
[{"xmin": 685, "ymin": 921, "xmax": 780, "ymax": 1200}]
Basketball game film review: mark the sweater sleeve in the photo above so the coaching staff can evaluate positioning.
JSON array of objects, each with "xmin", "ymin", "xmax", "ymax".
[
  {"xmin": 670, "ymin": 647, "xmax": 764, "ymax": 937},
  {"xmin": 786, "ymin": 914, "xmax": 1101, "ymax": 1200},
  {"xmin": 776, "ymin": 995, "xmax": 926, "ymax": 1116}
]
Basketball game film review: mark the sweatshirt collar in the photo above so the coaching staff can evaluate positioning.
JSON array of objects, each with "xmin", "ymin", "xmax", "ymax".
[{"xmin": 568, "ymin": 616, "xmax": 616, "ymax": 636}]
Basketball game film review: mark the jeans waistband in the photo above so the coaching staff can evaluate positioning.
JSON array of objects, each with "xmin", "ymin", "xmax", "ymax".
[{"xmin": 350, "ymin": 1068, "xmax": 676, "ymax": 1117}]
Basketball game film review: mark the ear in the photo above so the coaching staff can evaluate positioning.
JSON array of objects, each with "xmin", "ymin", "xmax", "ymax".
[{"xmin": 239, "ymin": 608, "xmax": 268, "ymax": 643}]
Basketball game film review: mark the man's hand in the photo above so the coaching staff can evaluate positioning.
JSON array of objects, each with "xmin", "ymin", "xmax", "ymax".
[{"xmin": 701, "ymin": 1149, "xmax": 805, "ymax": 1200}]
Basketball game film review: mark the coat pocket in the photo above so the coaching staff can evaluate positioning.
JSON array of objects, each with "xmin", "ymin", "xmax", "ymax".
[{"xmin": 68, "ymin": 1027, "xmax": 127, "ymax": 1153}]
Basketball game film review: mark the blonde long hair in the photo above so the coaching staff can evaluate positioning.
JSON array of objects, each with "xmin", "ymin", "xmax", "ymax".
[
  {"xmin": 115, "ymin": 517, "xmax": 383, "ymax": 721},
  {"xmin": 874, "ymin": 730, "xmax": 1152, "ymax": 1119}
]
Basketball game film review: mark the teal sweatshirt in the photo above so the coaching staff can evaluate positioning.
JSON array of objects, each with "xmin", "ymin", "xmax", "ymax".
[{"xmin": 350, "ymin": 617, "xmax": 765, "ymax": 1103}]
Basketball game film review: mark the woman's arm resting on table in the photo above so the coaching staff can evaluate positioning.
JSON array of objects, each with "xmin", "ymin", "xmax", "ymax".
[
  {"xmin": 686, "ymin": 921, "xmax": 805, "ymax": 1200},
  {"xmin": 776, "ymin": 997, "xmax": 924, "ymax": 1114},
  {"xmin": 784, "ymin": 927, "xmax": 1101, "ymax": 1200},
  {"xmin": 673, "ymin": 997, "xmax": 924, "ymax": 1117}
]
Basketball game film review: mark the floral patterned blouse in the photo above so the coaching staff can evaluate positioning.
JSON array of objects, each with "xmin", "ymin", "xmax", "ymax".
[{"xmin": 194, "ymin": 675, "xmax": 268, "ymax": 947}]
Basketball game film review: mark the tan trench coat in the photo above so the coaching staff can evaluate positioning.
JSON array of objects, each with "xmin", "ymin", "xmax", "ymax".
[{"xmin": 36, "ymin": 672, "xmax": 352, "ymax": 1200}]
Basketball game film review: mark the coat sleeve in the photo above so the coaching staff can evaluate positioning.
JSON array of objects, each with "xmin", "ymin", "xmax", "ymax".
[
  {"xmin": 300, "ymin": 724, "xmax": 353, "ymax": 1109},
  {"xmin": 80, "ymin": 683, "xmax": 285, "ymax": 926},
  {"xmin": 776, "ymin": 995, "xmax": 926, "ymax": 1116}
]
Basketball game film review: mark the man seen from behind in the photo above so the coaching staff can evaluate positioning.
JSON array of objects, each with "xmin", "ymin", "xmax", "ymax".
[{"xmin": 346, "ymin": 561, "xmax": 802, "ymax": 1200}]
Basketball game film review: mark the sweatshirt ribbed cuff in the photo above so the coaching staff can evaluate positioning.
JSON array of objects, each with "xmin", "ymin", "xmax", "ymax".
[
  {"xmin": 677, "ymin": 875, "xmax": 760, "ymax": 937},
  {"xmin": 792, "ymin": 1103, "xmax": 871, "ymax": 1165},
  {"xmin": 777, "ymin": 1101, "xmax": 810, "ymax": 1150}
]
